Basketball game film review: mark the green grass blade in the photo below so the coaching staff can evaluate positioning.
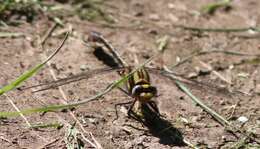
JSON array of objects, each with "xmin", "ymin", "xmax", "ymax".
[
  {"xmin": 175, "ymin": 80, "xmax": 231, "ymax": 126},
  {"xmin": 0, "ymin": 54, "xmax": 156, "ymax": 117},
  {"xmin": 202, "ymin": 0, "xmax": 231, "ymax": 14},
  {"xmin": 0, "ymin": 32, "xmax": 69, "ymax": 95},
  {"xmin": 0, "ymin": 32, "xmax": 24, "ymax": 38},
  {"xmin": 30, "ymin": 122, "xmax": 63, "ymax": 129}
]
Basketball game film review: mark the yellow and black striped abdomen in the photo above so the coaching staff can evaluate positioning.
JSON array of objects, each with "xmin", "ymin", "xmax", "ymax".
[{"xmin": 124, "ymin": 67, "xmax": 150, "ymax": 92}]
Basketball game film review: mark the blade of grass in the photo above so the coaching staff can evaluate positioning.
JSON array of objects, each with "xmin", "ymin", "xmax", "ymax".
[
  {"xmin": 30, "ymin": 122, "xmax": 63, "ymax": 129},
  {"xmin": 174, "ymin": 79, "xmax": 231, "ymax": 126},
  {"xmin": 176, "ymin": 25, "xmax": 260, "ymax": 33},
  {"xmin": 0, "ymin": 32, "xmax": 24, "ymax": 38},
  {"xmin": 0, "ymin": 32, "xmax": 69, "ymax": 95},
  {"xmin": 0, "ymin": 54, "xmax": 156, "ymax": 117},
  {"xmin": 202, "ymin": 0, "xmax": 231, "ymax": 14}
]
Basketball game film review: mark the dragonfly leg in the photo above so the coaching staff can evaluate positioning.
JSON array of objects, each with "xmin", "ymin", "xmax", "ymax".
[
  {"xmin": 127, "ymin": 98, "xmax": 137, "ymax": 117},
  {"xmin": 147, "ymin": 101, "xmax": 160, "ymax": 115},
  {"xmin": 113, "ymin": 100, "xmax": 132, "ymax": 122},
  {"xmin": 127, "ymin": 99, "xmax": 146, "ymax": 123}
]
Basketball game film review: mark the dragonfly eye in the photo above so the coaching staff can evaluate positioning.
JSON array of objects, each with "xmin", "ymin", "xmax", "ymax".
[
  {"xmin": 131, "ymin": 85, "xmax": 143, "ymax": 97},
  {"xmin": 131, "ymin": 84, "xmax": 157, "ymax": 101},
  {"xmin": 88, "ymin": 31, "xmax": 102, "ymax": 43}
]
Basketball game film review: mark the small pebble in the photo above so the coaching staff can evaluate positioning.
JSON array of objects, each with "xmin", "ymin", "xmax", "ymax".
[
  {"xmin": 88, "ymin": 118, "xmax": 97, "ymax": 124},
  {"xmin": 120, "ymin": 106, "xmax": 128, "ymax": 116},
  {"xmin": 180, "ymin": 117, "xmax": 189, "ymax": 124},
  {"xmin": 80, "ymin": 64, "xmax": 89, "ymax": 71},
  {"xmin": 168, "ymin": 3, "xmax": 175, "ymax": 9},
  {"xmin": 255, "ymin": 84, "xmax": 260, "ymax": 94},
  {"xmin": 188, "ymin": 72, "xmax": 198, "ymax": 79},
  {"xmin": 237, "ymin": 116, "xmax": 248, "ymax": 123},
  {"xmin": 149, "ymin": 14, "xmax": 160, "ymax": 21}
]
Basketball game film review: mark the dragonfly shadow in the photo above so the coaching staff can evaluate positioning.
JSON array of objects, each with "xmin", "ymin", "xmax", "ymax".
[
  {"xmin": 138, "ymin": 103, "xmax": 186, "ymax": 147},
  {"xmin": 93, "ymin": 46, "xmax": 119, "ymax": 68}
]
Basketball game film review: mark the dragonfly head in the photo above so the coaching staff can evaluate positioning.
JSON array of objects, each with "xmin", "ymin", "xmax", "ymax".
[{"xmin": 131, "ymin": 84, "xmax": 157, "ymax": 103}]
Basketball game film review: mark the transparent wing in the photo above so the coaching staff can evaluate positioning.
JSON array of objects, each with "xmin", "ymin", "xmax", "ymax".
[
  {"xmin": 21, "ymin": 67, "xmax": 126, "ymax": 93},
  {"xmin": 145, "ymin": 67, "xmax": 248, "ymax": 98},
  {"xmin": 21, "ymin": 64, "xmax": 248, "ymax": 98}
]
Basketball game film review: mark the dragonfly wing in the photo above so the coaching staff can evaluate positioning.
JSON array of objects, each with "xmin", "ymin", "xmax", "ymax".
[
  {"xmin": 22, "ymin": 67, "xmax": 125, "ymax": 92},
  {"xmin": 146, "ymin": 67, "xmax": 248, "ymax": 98}
]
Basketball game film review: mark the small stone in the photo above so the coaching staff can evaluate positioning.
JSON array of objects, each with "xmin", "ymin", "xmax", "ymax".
[
  {"xmin": 149, "ymin": 14, "xmax": 160, "ymax": 21},
  {"xmin": 80, "ymin": 64, "xmax": 89, "ymax": 71},
  {"xmin": 255, "ymin": 84, "xmax": 260, "ymax": 94},
  {"xmin": 188, "ymin": 72, "xmax": 198, "ymax": 79},
  {"xmin": 88, "ymin": 118, "xmax": 97, "ymax": 124},
  {"xmin": 180, "ymin": 117, "xmax": 189, "ymax": 124},
  {"xmin": 134, "ymin": 12, "xmax": 143, "ymax": 17},
  {"xmin": 148, "ymin": 29, "xmax": 158, "ymax": 35},
  {"xmin": 237, "ymin": 72, "xmax": 250, "ymax": 78},
  {"xmin": 168, "ymin": 13, "xmax": 179, "ymax": 22},
  {"xmin": 168, "ymin": 3, "xmax": 175, "ymax": 9},
  {"xmin": 195, "ymin": 66, "xmax": 211, "ymax": 75},
  {"xmin": 237, "ymin": 116, "xmax": 248, "ymax": 123},
  {"xmin": 120, "ymin": 106, "xmax": 128, "ymax": 116}
]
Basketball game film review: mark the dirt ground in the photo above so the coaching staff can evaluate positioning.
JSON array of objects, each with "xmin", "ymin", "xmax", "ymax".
[{"xmin": 0, "ymin": 0, "xmax": 260, "ymax": 148}]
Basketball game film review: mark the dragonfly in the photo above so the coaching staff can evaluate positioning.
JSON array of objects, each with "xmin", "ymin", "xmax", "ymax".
[{"xmin": 22, "ymin": 31, "xmax": 242, "ymax": 120}]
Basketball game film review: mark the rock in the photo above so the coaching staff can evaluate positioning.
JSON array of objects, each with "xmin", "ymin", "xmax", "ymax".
[
  {"xmin": 149, "ymin": 14, "xmax": 160, "ymax": 21},
  {"xmin": 237, "ymin": 116, "xmax": 248, "ymax": 123},
  {"xmin": 80, "ymin": 64, "xmax": 89, "ymax": 71}
]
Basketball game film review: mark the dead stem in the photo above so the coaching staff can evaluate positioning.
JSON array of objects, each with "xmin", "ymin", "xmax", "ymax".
[{"xmin": 174, "ymin": 25, "xmax": 260, "ymax": 33}]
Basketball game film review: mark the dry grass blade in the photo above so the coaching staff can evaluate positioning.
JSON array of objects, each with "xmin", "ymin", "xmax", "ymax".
[
  {"xmin": 199, "ymin": 60, "xmax": 232, "ymax": 84},
  {"xmin": 176, "ymin": 25, "xmax": 260, "ymax": 33}
]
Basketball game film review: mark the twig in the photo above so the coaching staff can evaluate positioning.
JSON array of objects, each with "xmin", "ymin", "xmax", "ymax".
[
  {"xmin": 227, "ymin": 101, "xmax": 238, "ymax": 120},
  {"xmin": 174, "ymin": 25, "xmax": 260, "ymax": 33},
  {"xmin": 90, "ymin": 132, "xmax": 103, "ymax": 149},
  {"xmin": 40, "ymin": 23, "xmax": 59, "ymax": 46},
  {"xmin": 183, "ymin": 138, "xmax": 199, "ymax": 149},
  {"xmin": 171, "ymin": 50, "xmax": 200, "ymax": 68},
  {"xmin": 4, "ymin": 94, "xmax": 31, "ymax": 127},
  {"xmin": 199, "ymin": 60, "xmax": 232, "ymax": 84},
  {"xmin": 0, "ymin": 134, "xmax": 11, "ymax": 143},
  {"xmin": 3, "ymin": 94, "xmax": 49, "ymax": 143},
  {"xmin": 38, "ymin": 138, "xmax": 60, "ymax": 149}
]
